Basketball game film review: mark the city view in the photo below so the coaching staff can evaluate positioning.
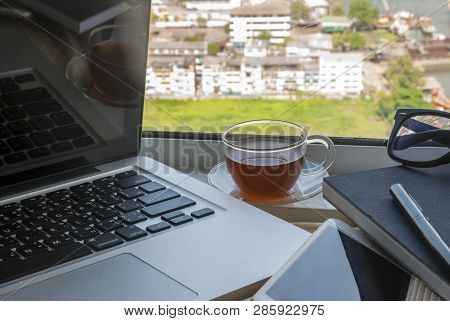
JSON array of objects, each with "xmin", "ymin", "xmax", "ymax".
[{"xmin": 143, "ymin": 0, "xmax": 450, "ymax": 138}]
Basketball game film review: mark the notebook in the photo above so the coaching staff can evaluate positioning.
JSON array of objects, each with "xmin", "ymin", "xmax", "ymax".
[
  {"xmin": 323, "ymin": 164, "xmax": 450, "ymax": 300},
  {"xmin": 19, "ymin": 0, "xmax": 131, "ymax": 33}
]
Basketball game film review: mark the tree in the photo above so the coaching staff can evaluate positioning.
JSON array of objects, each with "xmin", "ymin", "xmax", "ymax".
[
  {"xmin": 385, "ymin": 56, "xmax": 422, "ymax": 89},
  {"xmin": 329, "ymin": 0, "xmax": 344, "ymax": 16},
  {"xmin": 378, "ymin": 57, "xmax": 429, "ymax": 120},
  {"xmin": 333, "ymin": 32, "xmax": 366, "ymax": 50},
  {"xmin": 349, "ymin": 0, "xmax": 379, "ymax": 29},
  {"xmin": 291, "ymin": 0, "xmax": 310, "ymax": 21},
  {"xmin": 256, "ymin": 31, "xmax": 271, "ymax": 41},
  {"xmin": 208, "ymin": 43, "xmax": 221, "ymax": 56}
]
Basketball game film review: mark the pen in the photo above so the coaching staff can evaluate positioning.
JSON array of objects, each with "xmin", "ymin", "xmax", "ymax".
[{"xmin": 390, "ymin": 183, "xmax": 450, "ymax": 267}]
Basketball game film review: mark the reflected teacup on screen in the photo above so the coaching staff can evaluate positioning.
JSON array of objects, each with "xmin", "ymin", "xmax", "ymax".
[
  {"xmin": 222, "ymin": 120, "xmax": 335, "ymax": 202},
  {"xmin": 88, "ymin": 25, "xmax": 147, "ymax": 102}
]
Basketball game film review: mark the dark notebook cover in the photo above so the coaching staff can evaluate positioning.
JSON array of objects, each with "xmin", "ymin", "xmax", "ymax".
[{"xmin": 324, "ymin": 164, "xmax": 450, "ymax": 282}]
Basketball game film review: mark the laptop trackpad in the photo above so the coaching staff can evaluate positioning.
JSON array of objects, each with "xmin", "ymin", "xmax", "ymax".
[{"xmin": 4, "ymin": 254, "xmax": 197, "ymax": 300}]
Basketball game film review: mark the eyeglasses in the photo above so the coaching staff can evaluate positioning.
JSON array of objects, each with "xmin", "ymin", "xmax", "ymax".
[{"xmin": 387, "ymin": 109, "xmax": 450, "ymax": 168}]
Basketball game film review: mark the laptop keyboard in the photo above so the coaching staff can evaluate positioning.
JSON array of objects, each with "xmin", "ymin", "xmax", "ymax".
[
  {"xmin": 0, "ymin": 170, "xmax": 215, "ymax": 285},
  {"xmin": 0, "ymin": 73, "xmax": 95, "ymax": 168}
]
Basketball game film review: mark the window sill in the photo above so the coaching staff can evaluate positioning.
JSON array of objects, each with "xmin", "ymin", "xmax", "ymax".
[{"xmin": 140, "ymin": 137, "xmax": 399, "ymax": 224}]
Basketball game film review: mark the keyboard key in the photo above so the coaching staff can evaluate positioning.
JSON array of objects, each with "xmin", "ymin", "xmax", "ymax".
[
  {"xmin": 22, "ymin": 202, "xmax": 47, "ymax": 215},
  {"xmin": 15, "ymin": 74, "xmax": 36, "ymax": 83},
  {"xmin": 0, "ymin": 222, "xmax": 25, "ymax": 235},
  {"xmin": 137, "ymin": 189, "xmax": 180, "ymax": 206},
  {"xmin": 47, "ymin": 209, "xmax": 76, "ymax": 221},
  {"xmin": 0, "ymin": 83, "xmax": 20, "ymax": 93},
  {"xmin": 168, "ymin": 215, "xmax": 193, "ymax": 226},
  {"xmin": 2, "ymin": 87, "xmax": 51, "ymax": 106},
  {"xmin": 71, "ymin": 226, "xmax": 99, "ymax": 240},
  {"xmin": 92, "ymin": 183, "xmax": 118, "ymax": 195},
  {"xmin": 115, "ymin": 170, "xmax": 137, "ymax": 179},
  {"xmin": 116, "ymin": 175, "xmax": 150, "ymax": 189},
  {"xmin": 119, "ymin": 188, "xmax": 145, "ymax": 200},
  {"xmin": 70, "ymin": 182, "xmax": 92, "ymax": 193},
  {"xmin": 0, "ymin": 203, "xmax": 19, "ymax": 213},
  {"xmin": 0, "ymin": 141, "xmax": 11, "ymax": 155},
  {"xmin": 73, "ymin": 136, "xmax": 95, "ymax": 148},
  {"xmin": 95, "ymin": 219, "xmax": 123, "ymax": 232},
  {"xmin": 0, "ymin": 250, "xmax": 20, "ymax": 265},
  {"xmin": 86, "ymin": 232, "xmax": 123, "ymax": 251},
  {"xmin": 2, "ymin": 107, "xmax": 26, "ymax": 121},
  {"xmin": 49, "ymin": 111, "xmax": 74, "ymax": 126},
  {"xmin": 0, "ymin": 209, "xmax": 25, "ymax": 223},
  {"xmin": 28, "ymin": 146, "xmax": 52, "ymax": 158},
  {"xmin": 0, "ymin": 242, "xmax": 92, "ymax": 285},
  {"xmin": 16, "ymin": 241, "xmax": 49, "ymax": 257},
  {"xmin": 67, "ymin": 213, "xmax": 95, "ymax": 227},
  {"xmin": 72, "ymin": 200, "xmax": 98, "ymax": 213},
  {"xmin": 29, "ymin": 115, "xmax": 54, "ymax": 130},
  {"xmin": 8, "ymin": 120, "xmax": 33, "ymax": 135},
  {"xmin": 0, "ymin": 125, "xmax": 10, "ymax": 138},
  {"xmin": 161, "ymin": 211, "xmax": 185, "ymax": 222},
  {"xmin": 15, "ymin": 229, "xmax": 46, "ymax": 243},
  {"xmin": 50, "ymin": 142, "xmax": 73, "ymax": 153},
  {"xmin": 146, "ymin": 222, "xmax": 171, "ymax": 234},
  {"xmin": 0, "ymin": 237, "xmax": 20, "ymax": 249},
  {"xmin": 29, "ymin": 131, "xmax": 56, "ymax": 146},
  {"xmin": 21, "ymin": 215, "xmax": 51, "ymax": 229},
  {"xmin": 96, "ymin": 194, "xmax": 122, "ymax": 206},
  {"xmin": 7, "ymin": 136, "xmax": 33, "ymax": 151},
  {"xmin": 21, "ymin": 195, "xmax": 45, "ymax": 206},
  {"xmin": 0, "ymin": 77, "xmax": 13, "ymax": 85},
  {"xmin": 71, "ymin": 190, "xmax": 96, "ymax": 202},
  {"xmin": 46, "ymin": 189, "xmax": 69, "ymax": 200},
  {"xmin": 44, "ymin": 233, "xmax": 74, "ymax": 248},
  {"xmin": 41, "ymin": 222, "xmax": 71, "ymax": 235},
  {"xmin": 141, "ymin": 197, "xmax": 196, "ymax": 218},
  {"xmin": 23, "ymin": 99, "xmax": 63, "ymax": 117},
  {"xmin": 93, "ymin": 207, "xmax": 120, "ymax": 220},
  {"xmin": 93, "ymin": 176, "xmax": 115, "ymax": 187},
  {"xmin": 115, "ymin": 200, "xmax": 142, "ymax": 213},
  {"xmin": 118, "ymin": 211, "xmax": 147, "ymax": 225},
  {"xmin": 4, "ymin": 152, "xmax": 27, "ymax": 164},
  {"xmin": 191, "ymin": 208, "xmax": 215, "ymax": 219},
  {"xmin": 139, "ymin": 182, "xmax": 166, "ymax": 194},
  {"xmin": 115, "ymin": 225, "xmax": 147, "ymax": 241},
  {"xmin": 51, "ymin": 124, "xmax": 86, "ymax": 141}
]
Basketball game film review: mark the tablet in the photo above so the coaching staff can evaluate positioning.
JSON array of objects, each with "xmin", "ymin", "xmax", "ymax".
[{"xmin": 254, "ymin": 219, "xmax": 412, "ymax": 301}]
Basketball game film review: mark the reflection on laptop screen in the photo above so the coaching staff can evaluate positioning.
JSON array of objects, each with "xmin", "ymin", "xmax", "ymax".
[{"xmin": 0, "ymin": 0, "xmax": 150, "ymax": 189}]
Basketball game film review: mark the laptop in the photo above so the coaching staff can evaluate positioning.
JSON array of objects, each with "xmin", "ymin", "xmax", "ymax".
[{"xmin": 0, "ymin": 1, "xmax": 310, "ymax": 300}]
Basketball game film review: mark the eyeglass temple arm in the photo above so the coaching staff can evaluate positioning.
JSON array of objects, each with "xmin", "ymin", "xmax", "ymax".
[{"xmin": 392, "ymin": 129, "xmax": 450, "ymax": 151}]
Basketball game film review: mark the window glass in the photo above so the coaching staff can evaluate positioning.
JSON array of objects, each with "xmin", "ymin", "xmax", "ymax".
[{"xmin": 144, "ymin": 0, "xmax": 449, "ymax": 138}]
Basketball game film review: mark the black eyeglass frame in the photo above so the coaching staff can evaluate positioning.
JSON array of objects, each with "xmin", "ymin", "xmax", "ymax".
[{"xmin": 386, "ymin": 108, "xmax": 450, "ymax": 168}]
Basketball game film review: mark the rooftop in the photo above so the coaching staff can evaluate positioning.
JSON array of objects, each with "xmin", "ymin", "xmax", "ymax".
[
  {"xmin": 149, "ymin": 41, "xmax": 207, "ymax": 50},
  {"xmin": 231, "ymin": 0, "xmax": 290, "ymax": 16}
]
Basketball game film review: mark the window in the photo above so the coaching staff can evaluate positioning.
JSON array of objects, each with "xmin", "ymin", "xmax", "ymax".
[{"xmin": 144, "ymin": 0, "xmax": 449, "ymax": 139}]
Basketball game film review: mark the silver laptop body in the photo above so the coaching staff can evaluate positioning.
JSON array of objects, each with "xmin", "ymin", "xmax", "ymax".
[{"xmin": 0, "ymin": 1, "xmax": 309, "ymax": 300}]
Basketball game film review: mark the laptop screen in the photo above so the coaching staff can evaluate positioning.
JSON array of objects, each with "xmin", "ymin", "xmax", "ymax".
[{"xmin": 0, "ymin": 0, "xmax": 151, "ymax": 190}]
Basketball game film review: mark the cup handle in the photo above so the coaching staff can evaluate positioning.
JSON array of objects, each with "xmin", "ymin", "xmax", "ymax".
[{"xmin": 302, "ymin": 135, "xmax": 336, "ymax": 176}]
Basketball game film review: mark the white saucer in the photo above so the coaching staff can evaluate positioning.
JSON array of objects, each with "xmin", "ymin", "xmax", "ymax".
[
  {"xmin": 208, "ymin": 160, "xmax": 328, "ymax": 205},
  {"xmin": 66, "ymin": 55, "xmax": 140, "ymax": 108}
]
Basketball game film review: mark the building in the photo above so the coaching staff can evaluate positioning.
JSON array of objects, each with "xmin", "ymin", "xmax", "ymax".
[
  {"xmin": 229, "ymin": 0, "xmax": 291, "ymax": 45},
  {"xmin": 286, "ymin": 33, "xmax": 332, "ymax": 58},
  {"xmin": 146, "ymin": 57, "xmax": 196, "ymax": 97},
  {"xmin": 321, "ymin": 15, "xmax": 352, "ymax": 33},
  {"xmin": 318, "ymin": 53, "xmax": 363, "ymax": 97},
  {"xmin": 304, "ymin": 0, "xmax": 329, "ymax": 20},
  {"xmin": 243, "ymin": 41, "xmax": 268, "ymax": 57},
  {"xmin": 185, "ymin": 0, "xmax": 242, "ymax": 11},
  {"xmin": 148, "ymin": 42, "xmax": 208, "ymax": 56}
]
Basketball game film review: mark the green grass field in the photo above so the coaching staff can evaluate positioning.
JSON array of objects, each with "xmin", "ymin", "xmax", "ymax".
[{"xmin": 143, "ymin": 98, "xmax": 391, "ymax": 138}]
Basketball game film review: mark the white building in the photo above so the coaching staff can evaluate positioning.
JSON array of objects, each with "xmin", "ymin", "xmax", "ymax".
[
  {"xmin": 148, "ymin": 42, "xmax": 207, "ymax": 56},
  {"xmin": 286, "ymin": 33, "xmax": 332, "ymax": 58},
  {"xmin": 244, "ymin": 41, "xmax": 268, "ymax": 57},
  {"xmin": 318, "ymin": 53, "xmax": 364, "ymax": 97},
  {"xmin": 185, "ymin": 0, "xmax": 241, "ymax": 11},
  {"xmin": 304, "ymin": 0, "xmax": 329, "ymax": 20},
  {"xmin": 146, "ymin": 57, "xmax": 196, "ymax": 97},
  {"xmin": 229, "ymin": 0, "xmax": 291, "ymax": 45}
]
